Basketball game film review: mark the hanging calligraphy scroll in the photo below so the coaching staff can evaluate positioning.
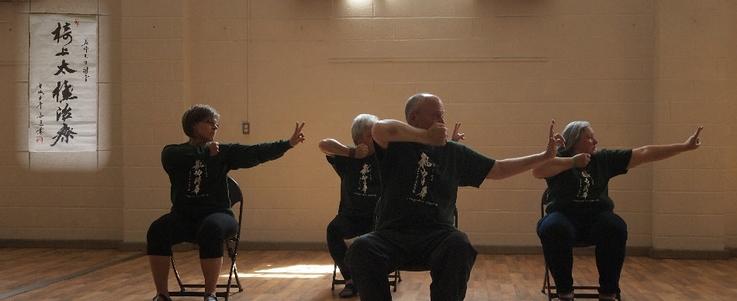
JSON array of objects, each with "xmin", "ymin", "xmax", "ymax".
[{"xmin": 29, "ymin": 14, "xmax": 97, "ymax": 152}]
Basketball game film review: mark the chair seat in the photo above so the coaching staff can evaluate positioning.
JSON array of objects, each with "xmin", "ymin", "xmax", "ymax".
[{"xmin": 169, "ymin": 177, "xmax": 245, "ymax": 301}]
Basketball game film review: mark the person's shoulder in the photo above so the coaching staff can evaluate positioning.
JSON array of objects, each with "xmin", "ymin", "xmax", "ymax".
[
  {"xmin": 593, "ymin": 148, "xmax": 631, "ymax": 162},
  {"xmin": 446, "ymin": 140, "xmax": 464, "ymax": 148},
  {"xmin": 162, "ymin": 142, "xmax": 188, "ymax": 151},
  {"xmin": 326, "ymin": 154, "xmax": 346, "ymax": 164},
  {"xmin": 594, "ymin": 148, "xmax": 627, "ymax": 156},
  {"xmin": 446, "ymin": 140, "xmax": 476, "ymax": 153}
]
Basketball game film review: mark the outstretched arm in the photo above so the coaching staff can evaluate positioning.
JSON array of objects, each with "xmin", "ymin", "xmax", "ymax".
[
  {"xmin": 487, "ymin": 120, "xmax": 563, "ymax": 180},
  {"xmin": 371, "ymin": 119, "xmax": 447, "ymax": 149},
  {"xmin": 318, "ymin": 139, "xmax": 370, "ymax": 159},
  {"xmin": 532, "ymin": 153, "xmax": 591, "ymax": 178},
  {"xmin": 627, "ymin": 126, "xmax": 703, "ymax": 169}
]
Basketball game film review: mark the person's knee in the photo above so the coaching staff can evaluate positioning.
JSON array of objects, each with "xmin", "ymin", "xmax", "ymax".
[
  {"xmin": 537, "ymin": 214, "xmax": 574, "ymax": 241},
  {"xmin": 146, "ymin": 219, "xmax": 171, "ymax": 256},
  {"xmin": 146, "ymin": 219, "xmax": 165, "ymax": 243},
  {"xmin": 326, "ymin": 217, "xmax": 342, "ymax": 237},
  {"xmin": 597, "ymin": 213, "xmax": 628, "ymax": 241},
  {"xmin": 446, "ymin": 231, "xmax": 477, "ymax": 258},
  {"xmin": 345, "ymin": 236, "xmax": 379, "ymax": 269},
  {"xmin": 198, "ymin": 215, "xmax": 237, "ymax": 241}
]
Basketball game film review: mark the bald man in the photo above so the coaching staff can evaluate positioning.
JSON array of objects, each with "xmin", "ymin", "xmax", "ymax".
[{"xmin": 345, "ymin": 93, "xmax": 562, "ymax": 301}]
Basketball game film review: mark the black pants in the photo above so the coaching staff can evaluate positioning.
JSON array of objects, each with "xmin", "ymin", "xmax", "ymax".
[
  {"xmin": 147, "ymin": 210, "xmax": 238, "ymax": 259},
  {"xmin": 345, "ymin": 228, "xmax": 477, "ymax": 301},
  {"xmin": 537, "ymin": 211, "xmax": 627, "ymax": 295},
  {"xmin": 327, "ymin": 214, "xmax": 373, "ymax": 281}
]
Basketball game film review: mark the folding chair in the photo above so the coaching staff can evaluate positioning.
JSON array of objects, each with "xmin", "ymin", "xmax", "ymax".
[
  {"xmin": 331, "ymin": 237, "xmax": 358, "ymax": 290},
  {"xmin": 331, "ymin": 263, "xmax": 347, "ymax": 290},
  {"xmin": 169, "ymin": 176, "xmax": 244, "ymax": 300},
  {"xmin": 539, "ymin": 189, "xmax": 622, "ymax": 300},
  {"xmin": 389, "ymin": 209, "xmax": 459, "ymax": 292}
]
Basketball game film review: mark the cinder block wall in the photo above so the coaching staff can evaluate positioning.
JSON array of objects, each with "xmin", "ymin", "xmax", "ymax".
[{"xmin": 1, "ymin": 0, "xmax": 735, "ymax": 255}]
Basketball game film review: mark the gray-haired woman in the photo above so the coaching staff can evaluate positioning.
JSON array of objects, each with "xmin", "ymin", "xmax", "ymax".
[{"xmin": 533, "ymin": 121, "xmax": 702, "ymax": 300}]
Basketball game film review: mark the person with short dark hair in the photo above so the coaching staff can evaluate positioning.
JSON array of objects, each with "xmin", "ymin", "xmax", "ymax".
[
  {"xmin": 533, "ymin": 121, "xmax": 703, "ymax": 301},
  {"xmin": 147, "ymin": 104, "xmax": 306, "ymax": 301},
  {"xmin": 345, "ymin": 93, "xmax": 561, "ymax": 301}
]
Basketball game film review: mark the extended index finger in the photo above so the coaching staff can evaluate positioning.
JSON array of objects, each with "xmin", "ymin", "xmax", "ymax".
[
  {"xmin": 694, "ymin": 126, "xmax": 703, "ymax": 138},
  {"xmin": 549, "ymin": 119, "xmax": 556, "ymax": 137}
]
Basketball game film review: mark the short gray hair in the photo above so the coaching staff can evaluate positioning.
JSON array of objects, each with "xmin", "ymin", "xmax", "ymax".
[
  {"xmin": 351, "ymin": 114, "xmax": 378, "ymax": 144},
  {"xmin": 405, "ymin": 93, "xmax": 437, "ymax": 120},
  {"xmin": 560, "ymin": 120, "xmax": 591, "ymax": 156}
]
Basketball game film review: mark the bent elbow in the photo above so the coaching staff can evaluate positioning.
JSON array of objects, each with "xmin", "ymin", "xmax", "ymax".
[{"xmin": 371, "ymin": 121, "xmax": 391, "ymax": 147}]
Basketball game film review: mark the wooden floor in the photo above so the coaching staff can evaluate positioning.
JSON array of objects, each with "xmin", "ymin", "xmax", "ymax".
[{"xmin": 1, "ymin": 248, "xmax": 737, "ymax": 300}]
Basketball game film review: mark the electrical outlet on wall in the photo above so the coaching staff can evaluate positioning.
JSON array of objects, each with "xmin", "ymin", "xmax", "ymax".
[{"xmin": 242, "ymin": 122, "xmax": 250, "ymax": 135}]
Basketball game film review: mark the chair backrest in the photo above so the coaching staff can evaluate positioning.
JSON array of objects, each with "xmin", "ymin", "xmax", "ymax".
[
  {"xmin": 227, "ymin": 176, "xmax": 244, "ymax": 241},
  {"xmin": 227, "ymin": 176, "xmax": 243, "ymax": 207},
  {"xmin": 453, "ymin": 207, "xmax": 459, "ymax": 228},
  {"xmin": 540, "ymin": 188, "xmax": 550, "ymax": 218}
]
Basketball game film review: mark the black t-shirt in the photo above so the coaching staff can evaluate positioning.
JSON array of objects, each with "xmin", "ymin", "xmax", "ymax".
[
  {"xmin": 544, "ymin": 149, "xmax": 632, "ymax": 214},
  {"xmin": 373, "ymin": 141, "xmax": 495, "ymax": 231},
  {"xmin": 161, "ymin": 141, "xmax": 292, "ymax": 214},
  {"xmin": 326, "ymin": 155, "xmax": 380, "ymax": 218}
]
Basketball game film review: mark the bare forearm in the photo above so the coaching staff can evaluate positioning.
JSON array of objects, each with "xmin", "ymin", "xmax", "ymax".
[
  {"xmin": 488, "ymin": 152, "xmax": 549, "ymax": 180},
  {"xmin": 318, "ymin": 139, "xmax": 351, "ymax": 157},
  {"xmin": 372, "ymin": 119, "xmax": 431, "ymax": 148},
  {"xmin": 629, "ymin": 143, "xmax": 689, "ymax": 168},
  {"xmin": 532, "ymin": 157, "xmax": 575, "ymax": 178}
]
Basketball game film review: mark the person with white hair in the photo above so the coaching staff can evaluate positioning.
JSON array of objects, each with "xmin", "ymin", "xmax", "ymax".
[
  {"xmin": 345, "ymin": 93, "xmax": 561, "ymax": 301},
  {"xmin": 320, "ymin": 113, "xmax": 382, "ymax": 298},
  {"xmin": 533, "ymin": 120, "xmax": 703, "ymax": 301},
  {"xmin": 320, "ymin": 113, "xmax": 466, "ymax": 298}
]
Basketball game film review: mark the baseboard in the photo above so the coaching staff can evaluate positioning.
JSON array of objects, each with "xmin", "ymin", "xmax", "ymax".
[
  {"xmin": 118, "ymin": 241, "xmax": 195, "ymax": 252},
  {"xmin": 649, "ymin": 248, "xmax": 731, "ymax": 259},
  {"xmin": 240, "ymin": 241, "xmax": 326, "ymax": 250},
  {"xmin": 1, "ymin": 239, "xmax": 731, "ymax": 259},
  {"xmin": 475, "ymin": 245, "xmax": 541, "ymax": 254},
  {"xmin": 473, "ymin": 245, "xmax": 650, "ymax": 256}
]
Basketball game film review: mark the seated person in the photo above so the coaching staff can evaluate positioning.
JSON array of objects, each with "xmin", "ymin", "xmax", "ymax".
[
  {"xmin": 147, "ymin": 104, "xmax": 305, "ymax": 301},
  {"xmin": 346, "ymin": 93, "xmax": 559, "ymax": 301},
  {"xmin": 320, "ymin": 114, "xmax": 466, "ymax": 298},
  {"xmin": 533, "ymin": 120, "xmax": 702, "ymax": 301},
  {"xmin": 320, "ymin": 114, "xmax": 381, "ymax": 298}
]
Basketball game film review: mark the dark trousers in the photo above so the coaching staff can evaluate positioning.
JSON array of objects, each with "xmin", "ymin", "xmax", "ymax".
[
  {"xmin": 345, "ymin": 228, "xmax": 477, "ymax": 301},
  {"xmin": 327, "ymin": 214, "xmax": 373, "ymax": 281},
  {"xmin": 537, "ymin": 211, "xmax": 628, "ymax": 295},
  {"xmin": 147, "ymin": 210, "xmax": 238, "ymax": 259}
]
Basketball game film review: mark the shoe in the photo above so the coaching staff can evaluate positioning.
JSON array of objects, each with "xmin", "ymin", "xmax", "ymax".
[
  {"xmin": 558, "ymin": 292, "xmax": 574, "ymax": 301},
  {"xmin": 204, "ymin": 293, "xmax": 218, "ymax": 301},
  {"xmin": 338, "ymin": 283, "xmax": 358, "ymax": 298},
  {"xmin": 152, "ymin": 294, "xmax": 172, "ymax": 301}
]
